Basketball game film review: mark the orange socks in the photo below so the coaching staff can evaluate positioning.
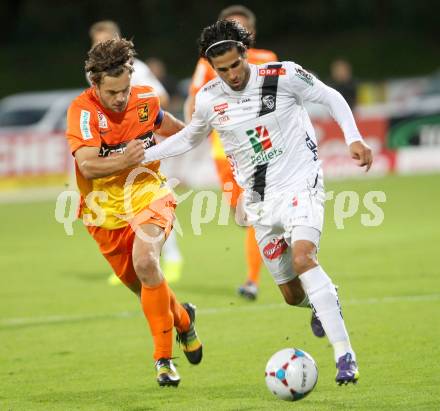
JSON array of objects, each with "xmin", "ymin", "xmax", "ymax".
[
  {"xmin": 245, "ymin": 226, "xmax": 262, "ymax": 284},
  {"xmin": 140, "ymin": 280, "xmax": 190, "ymax": 360},
  {"xmin": 169, "ymin": 288, "xmax": 190, "ymax": 333}
]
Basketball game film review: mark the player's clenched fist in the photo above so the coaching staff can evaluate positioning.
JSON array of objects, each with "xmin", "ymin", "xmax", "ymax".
[
  {"xmin": 349, "ymin": 140, "xmax": 373, "ymax": 172},
  {"xmin": 124, "ymin": 139, "xmax": 145, "ymax": 167}
]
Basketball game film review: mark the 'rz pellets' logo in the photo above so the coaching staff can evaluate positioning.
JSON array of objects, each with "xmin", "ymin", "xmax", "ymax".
[
  {"xmin": 137, "ymin": 103, "xmax": 149, "ymax": 122},
  {"xmin": 247, "ymin": 125, "xmax": 283, "ymax": 165},
  {"xmin": 246, "ymin": 125, "xmax": 272, "ymax": 153}
]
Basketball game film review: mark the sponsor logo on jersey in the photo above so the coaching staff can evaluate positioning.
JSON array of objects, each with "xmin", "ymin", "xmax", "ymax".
[
  {"xmin": 137, "ymin": 103, "xmax": 149, "ymax": 122},
  {"xmin": 214, "ymin": 102, "xmax": 228, "ymax": 114},
  {"xmin": 203, "ymin": 81, "xmax": 220, "ymax": 92},
  {"xmin": 263, "ymin": 237, "xmax": 288, "ymax": 260},
  {"xmin": 219, "ymin": 115, "xmax": 230, "ymax": 124},
  {"xmin": 99, "ymin": 131, "xmax": 156, "ymax": 157},
  {"xmin": 97, "ymin": 111, "xmax": 108, "ymax": 129},
  {"xmin": 246, "ymin": 125, "xmax": 283, "ymax": 165},
  {"xmin": 261, "ymin": 95, "xmax": 275, "ymax": 110},
  {"xmin": 295, "ymin": 67, "xmax": 314, "ymax": 86},
  {"xmin": 251, "ymin": 147, "xmax": 283, "ymax": 165},
  {"xmin": 305, "ymin": 135, "xmax": 318, "ymax": 161},
  {"xmin": 292, "ymin": 196, "xmax": 298, "ymax": 207},
  {"xmin": 247, "ymin": 125, "xmax": 272, "ymax": 153},
  {"xmin": 237, "ymin": 97, "xmax": 250, "ymax": 104},
  {"xmin": 80, "ymin": 110, "xmax": 92, "ymax": 140},
  {"xmin": 258, "ymin": 68, "xmax": 286, "ymax": 76}
]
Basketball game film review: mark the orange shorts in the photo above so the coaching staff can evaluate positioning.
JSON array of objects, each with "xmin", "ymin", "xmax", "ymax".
[
  {"xmin": 214, "ymin": 158, "xmax": 243, "ymax": 208},
  {"xmin": 87, "ymin": 193, "xmax": 176, "ymax": 286}
]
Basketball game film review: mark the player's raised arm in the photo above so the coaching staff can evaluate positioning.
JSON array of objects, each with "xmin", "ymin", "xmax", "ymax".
[{"xmin": 287, "ymin": 62, "xmax": 373, "ymax": 171}]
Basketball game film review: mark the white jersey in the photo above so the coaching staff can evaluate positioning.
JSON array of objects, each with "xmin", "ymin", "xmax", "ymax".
[
  {"xmin": 143, "ymin": 61, "xmax": 363, "ymax": 202},
  {"xmin": 191, "ymin": 62, "xmax": 361, "ymax": 201}
]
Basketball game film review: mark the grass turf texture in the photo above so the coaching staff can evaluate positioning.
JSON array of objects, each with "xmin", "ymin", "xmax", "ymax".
[{"xmin": 1, "ymin": 174, "xmax": 439, "ymax": 410}]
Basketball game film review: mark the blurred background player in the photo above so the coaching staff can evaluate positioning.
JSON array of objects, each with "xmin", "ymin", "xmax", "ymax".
[
  {"xmin": 66, "ymin": 38, "xmax": 202, "ymax": 386},
  {"xmin": 184, "ymin": 5, "xmax": 277, "ymax": 300},
  {"xmin": 88, "ymin": 20, "xmax": 183, "ymax": 284},
  {"xmin": 328, "ymin": 58, "xmax": 358, "ymax": 109},
  {"xmin": 145, "ymin": 57, "xmax": 183, "ymax": 114}
]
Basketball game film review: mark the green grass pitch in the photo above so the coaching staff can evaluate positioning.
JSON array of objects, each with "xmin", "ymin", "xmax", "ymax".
[{"xmin": 1, "ymin": 174, "xmax": 439, "ymax": 410}]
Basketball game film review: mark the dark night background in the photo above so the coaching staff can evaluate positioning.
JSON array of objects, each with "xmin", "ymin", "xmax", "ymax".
[{"xmin": 1, "ymin": 0, "xmax": 439, "ymax": 97}]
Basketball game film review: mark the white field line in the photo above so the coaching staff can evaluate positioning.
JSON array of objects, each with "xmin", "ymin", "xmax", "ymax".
[{"xmin": 1, "ymin": 293, "xmax": 439, "ymax": 329}]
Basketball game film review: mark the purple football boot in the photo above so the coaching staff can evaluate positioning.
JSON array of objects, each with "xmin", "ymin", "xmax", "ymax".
[{"xmin": 335, "ymin": 353, "xmax": 359, "ymax": 385}]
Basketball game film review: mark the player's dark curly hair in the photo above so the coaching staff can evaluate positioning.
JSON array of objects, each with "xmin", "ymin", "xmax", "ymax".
[
  {"xmin": 198, "ymin": 20, "xmax": 254, "ymax": 61},
  {"xmin": 85, "ymin": 38, "xmax": 136, "ymax": 85}
]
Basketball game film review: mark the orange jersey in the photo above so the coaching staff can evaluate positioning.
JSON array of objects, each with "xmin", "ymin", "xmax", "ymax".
[
  {"xmin": 66, "ymin": 86, "xmax": 169, "ymax": 230},
  {"xmin": 188, "ymin": 48, "xmax": 278, "ymax": 160}
]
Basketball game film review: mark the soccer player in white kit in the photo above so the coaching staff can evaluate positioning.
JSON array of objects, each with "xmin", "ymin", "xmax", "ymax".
[{"xmin": 143, "ymin": 20, "xmax": 372, "ymax": 385}]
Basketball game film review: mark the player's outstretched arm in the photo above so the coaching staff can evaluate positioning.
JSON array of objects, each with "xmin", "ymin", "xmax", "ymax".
[
  {"xmin": 143, "ymin": 124, "xmax": 207, "ymax": 164},
  {"xmin": 75, "ymin": 140, "xmax": 144, "ymax": 179},
  {"xmin": 144, "ymin": 105, "xmax": 211, "ymax": 163}
]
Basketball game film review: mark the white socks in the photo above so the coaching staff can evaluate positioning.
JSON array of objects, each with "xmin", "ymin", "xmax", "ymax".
[{"xmin": 299, "ymin": 265, "xmax": 355, "ymax": 362}]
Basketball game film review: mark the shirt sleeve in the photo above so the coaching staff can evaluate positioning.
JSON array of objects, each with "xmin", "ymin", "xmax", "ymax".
[
  {"xmin": 65, "ymin": 101, "xmax": 100, "ymax": 154},
  {"xmin": 144, "ymin": 94, "xmax": 212, "ymax": 162},
  {"xmin": 286, "ymin": 61, "xmax": 363, "ymax": 145},
  {"xmin": 154, "ymin": 109, "xmax": 165, "ymax": 128}
]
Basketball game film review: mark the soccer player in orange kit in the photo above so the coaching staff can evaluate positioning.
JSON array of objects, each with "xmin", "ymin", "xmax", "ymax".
[
  {"xmin": 65, "ymin": 38, "xmax": 202, "ymax": 387},
  {"xmin": 185, "ymin": 5, "xmax": 277, "ymax": 300}
]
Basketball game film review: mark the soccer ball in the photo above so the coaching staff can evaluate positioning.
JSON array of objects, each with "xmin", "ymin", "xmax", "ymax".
[{"xmin": 265, "ymin": 348, "xmax": 318, "ymax": 401}]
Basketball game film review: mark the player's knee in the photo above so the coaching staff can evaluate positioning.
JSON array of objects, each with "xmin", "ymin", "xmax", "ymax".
[
  {"xmin": 292, "ymin": 253, "xmax": 315, "ymax": 275},
  {"xmin": 133, "ymin": 253, "xmax": 160, "ymax": 284}
]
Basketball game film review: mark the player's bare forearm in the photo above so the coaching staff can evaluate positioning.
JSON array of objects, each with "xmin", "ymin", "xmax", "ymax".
[
  {"xmin": 77, "ymin": 153, "xmax": 127, "ymax": 179},
  {"xmin": 75, "ymin": 141, "xmax": 144, "ymax": 179},
  {"xmin": 156, "ymin": 111, "xmax": 185, "ymax": 137}
]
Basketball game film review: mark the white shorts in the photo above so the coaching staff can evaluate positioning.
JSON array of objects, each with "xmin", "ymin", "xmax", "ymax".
[{"xmin": 244, "ymin": 172, "xmax": 325, "ymax": 285}]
